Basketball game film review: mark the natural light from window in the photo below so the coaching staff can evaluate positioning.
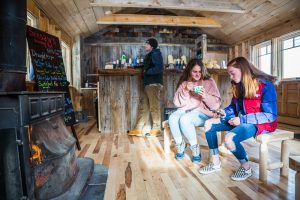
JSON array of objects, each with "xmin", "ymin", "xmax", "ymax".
[
  {"xmin": 259, "ymin": 44, "xmax": 271, "ymax": 75},
  {"xmin": 282, "ymin": 36, "xmax": 300, "ymax": 78},
  {"xmin": 61, "ymin": 41, "xmax": 71, "ymax": 83},
  {"xmin": 26, "ymin": 12, "xmax": 37, "ymax": 81}
]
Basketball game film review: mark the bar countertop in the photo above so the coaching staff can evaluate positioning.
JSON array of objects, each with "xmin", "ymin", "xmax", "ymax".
[{"xmin": 87, "ymin": 68, "xmax": 228, "ymax": 76}]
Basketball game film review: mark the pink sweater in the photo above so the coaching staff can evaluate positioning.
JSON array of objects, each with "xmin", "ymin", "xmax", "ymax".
[{"xmin": 173, "ymin": 78, "xmax": 221, "ymax": 117}]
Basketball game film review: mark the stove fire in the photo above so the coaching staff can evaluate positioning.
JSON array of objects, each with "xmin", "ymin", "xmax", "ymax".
[
  {"xmin": 0, "ymin": 93, "xmax": 95, "ymax": 200},
  {"xmin": 31, "ymin": 144, "xmax": 42, "ymax": 164}
]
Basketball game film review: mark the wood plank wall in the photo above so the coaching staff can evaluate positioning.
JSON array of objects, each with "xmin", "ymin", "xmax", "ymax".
[
  {"xmin": 98, "ymin": 75, "xmax": 141, "ymax": 133},
  {"xmin": 82, "ymin": 44, "xmax": 195, "ymax": 85},
  {"xmin": 277, "ymin": 80, "xmax": 300, "ymax": 127},
  {"xmin": 27, "ymin": 0, "xmax": 72, "ymax": 46}
]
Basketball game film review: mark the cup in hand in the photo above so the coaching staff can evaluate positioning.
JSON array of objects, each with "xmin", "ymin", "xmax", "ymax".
[{"xmin": 193, "ymin": 86, "xmax": 203, "ymax": 94}]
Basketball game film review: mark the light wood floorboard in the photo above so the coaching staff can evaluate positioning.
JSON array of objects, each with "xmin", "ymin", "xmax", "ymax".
[{"xmin": 75, "ymin": 119, "xmax": 296, "ymax": 200}]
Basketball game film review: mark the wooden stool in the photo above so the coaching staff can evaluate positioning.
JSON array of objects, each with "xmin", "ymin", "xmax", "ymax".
[
  {"xmin": 289, "ymin": 156, "xmax": 300, "ymax": 200},
  {"xmin": 281, "ymin": 139, "xmax": 300, "ymax": 176},
  {"xmin": 162, "ymin": 120, "xmax": 172, "ymax": 155},
  {"xmin": 248, "ymin": 129, "xmax": 294, "ymax": 182}
]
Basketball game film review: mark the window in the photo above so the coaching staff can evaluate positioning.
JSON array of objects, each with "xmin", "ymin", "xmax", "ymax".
[
  {"xmin": 26, "ymin": 12, "xmax": 37, "ymax": 81},
  {"xmin": 281, "ymin": 33, "xmax": 300, "ymax": 79},
  {"xmin": 61, "ymin": 41, "xmax": 72, "ymax": 84},
  {"xmin": 253, "ymin": 41, "xmax": 272, "ymax": 75}
]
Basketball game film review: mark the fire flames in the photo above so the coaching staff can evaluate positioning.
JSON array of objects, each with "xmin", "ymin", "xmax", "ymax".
[
  {"xmin": 31, "ymin": 144, "xmax": 42, "ymax": 164},
  {"xmin": 28, "ymin": 125, "xmax": 43, "ymax": 164}
]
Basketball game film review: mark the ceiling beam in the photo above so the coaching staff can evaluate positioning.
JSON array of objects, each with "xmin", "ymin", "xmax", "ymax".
[
  {"xmin": 96, "ymin": 14, "xmax": 221, "ymax": 28},
  {"xmin": 90, "ymin": 0, "xmax": 246, "ymax": 14}
]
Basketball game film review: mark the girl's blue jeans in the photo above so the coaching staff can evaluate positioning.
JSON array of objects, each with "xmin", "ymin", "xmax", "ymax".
[{"xmin": 206, "ymin": 117, "xmax": 257, "ymax": 164}]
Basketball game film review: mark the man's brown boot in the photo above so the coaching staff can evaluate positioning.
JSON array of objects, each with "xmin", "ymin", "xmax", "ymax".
[
  {"xmin": 128, "ymin": 129, "xmax": 143, "ymax": 136},
  {"xmin": 145, "ymin": 129, "xmax": 161, "ymax": 137}
]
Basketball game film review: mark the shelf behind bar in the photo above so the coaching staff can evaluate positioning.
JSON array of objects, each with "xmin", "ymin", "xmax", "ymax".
[{"xmin": 87, "ymin": 68, "xmax": 228, "ymax": 76}]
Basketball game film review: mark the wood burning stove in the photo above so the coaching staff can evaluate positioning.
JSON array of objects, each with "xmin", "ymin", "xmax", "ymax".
[
  {"xmin": 1, "ymin": 1, "xmax": 107, "ymax": 199},
  {"xmin": 0, "ymin": 92, "xmax": 100, "ymax": 200}
]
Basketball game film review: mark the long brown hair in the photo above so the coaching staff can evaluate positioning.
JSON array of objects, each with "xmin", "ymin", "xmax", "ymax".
[
  {"xmin": 227, "ymin": 57, "xmax": 276, "ymax": 98},
  {"xmin": 176, "ymin": 58, "xmax": 210, "ymax": 89}
]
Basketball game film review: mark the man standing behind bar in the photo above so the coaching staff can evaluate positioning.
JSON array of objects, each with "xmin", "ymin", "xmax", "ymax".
[{"xmin": 128, "ymin": 38, "xmax": 164, "ymax": 137}]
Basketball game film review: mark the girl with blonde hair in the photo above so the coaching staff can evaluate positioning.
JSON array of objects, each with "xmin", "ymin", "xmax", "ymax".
[{"xmin": 199, "ymin": 57, "xmax": 277, "ymax": 181}]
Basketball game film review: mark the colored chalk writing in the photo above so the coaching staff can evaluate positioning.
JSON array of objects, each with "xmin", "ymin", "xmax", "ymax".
[{"xmin": 26, "ymin": 26, "xmax": 76, "ymax": 126}]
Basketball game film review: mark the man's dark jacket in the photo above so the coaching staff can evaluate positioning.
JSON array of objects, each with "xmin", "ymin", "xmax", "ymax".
[{"xmin": 143, "ymin": 48, "xmax": 164, "ymax": 86}]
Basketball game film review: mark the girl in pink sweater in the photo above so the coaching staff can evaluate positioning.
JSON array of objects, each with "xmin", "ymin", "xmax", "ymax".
[{"xmin": 169, "ymin": 59, "xmax": 221, "ymax": 163}]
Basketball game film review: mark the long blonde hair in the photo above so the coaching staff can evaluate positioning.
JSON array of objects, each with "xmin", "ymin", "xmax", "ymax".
[{"xmin": 227, "ymin": 57, "xmax": 276, "ymax": 98}]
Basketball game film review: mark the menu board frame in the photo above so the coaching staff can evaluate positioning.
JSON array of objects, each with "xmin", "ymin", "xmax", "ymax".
[{"xmin": 26, "ymin": 26, "xmax": 76, "ymax": 126}]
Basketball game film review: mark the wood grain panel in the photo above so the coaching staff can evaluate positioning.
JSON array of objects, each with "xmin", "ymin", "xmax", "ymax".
[
  {"xmin": 75, "ymin": 119, "xmax": 296, "ymax": 200},
  {"xmin": 277, "ymin": 81, "xmax": 300, "ymax": 127}
]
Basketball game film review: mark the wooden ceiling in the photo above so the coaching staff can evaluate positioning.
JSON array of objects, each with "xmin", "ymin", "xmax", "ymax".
[{"xmin": 33, "ymin": 0, "xmax": 300, "ymax": 44}]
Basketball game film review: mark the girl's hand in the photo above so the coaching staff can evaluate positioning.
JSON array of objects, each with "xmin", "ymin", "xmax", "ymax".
[
  {"xmin": 216, "ymin": 109, "xmax": 226, "ymax": 118},
  {"xmin": 198, "ymin": 87, "xmax": 207, "ymax": 99},
  {"xmin": 186, "ymin": 82, "xmax": 194, "ymax": 91},
  {"xmin": 228, "ymin": 117, "xmax": 240, "ymax": 126},
  {"xmin": 212, "ymin": 109, "xmax": 225, "ymax": 118}
]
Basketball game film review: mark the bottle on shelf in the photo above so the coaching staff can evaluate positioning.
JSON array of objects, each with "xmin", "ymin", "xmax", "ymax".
[
  {"xmin": 121, "ymin": 51, "xmax": 127, "ymax": 68},
  {"xmin": 182, "ymin": 60, "xmax": 186, "ymax": 69},
  {"xmin": 133, "ymin": 56, "xmax": 137, "ymax": 68},
  {"xmin": 135, "ymin": 55, "xmax": 140, "ymax": 68},
  {"xmin": 128, "ymin": 58, "xmax": 133, "ymax": 68},
  {"xmin": 116, "ymin": 59, "xmax": 120, "ymax": 68},
  {"xmin": 140, "ymin": 58, "xmax": 143, "ymax": 66}
]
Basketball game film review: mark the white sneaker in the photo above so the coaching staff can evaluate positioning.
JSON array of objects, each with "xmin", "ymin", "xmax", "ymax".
[
  {"xmin": 231, "ymin": 167, "xmax": 252, "ymax": 181},
  {"xmin": 198, "ymin": 163, "xmax": 221, "ymax": 174}
]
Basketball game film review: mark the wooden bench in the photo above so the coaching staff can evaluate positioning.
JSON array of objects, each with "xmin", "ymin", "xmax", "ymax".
[
  {"xmin": 162, "ymin": 120, "xmax": 294, "ymax": 182},
  {"xmin": 281, "ymin": 139, "xmax": 300, "ymax": 176},
  {"xmin": 248, "ymin": 129, "xmax": 294, "ymax": 181}
]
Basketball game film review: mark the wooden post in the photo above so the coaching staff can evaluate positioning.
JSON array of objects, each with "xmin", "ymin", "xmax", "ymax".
[
  {"xmin": 296, "ymin": 171, "xmax": 300, "ymax": 200},
  {"xmin": 259, "ymin": 143, "xmax": 268, "ymax": 181},
  {"xmin": 71, "ymin": 125, "xmax": 81, "ymax": 150},
  {"xmin": 201, "ymin": 34, "xmax": 207, "ymax": 59},
  {"xmin": 162, "ymin": 121, "xmax": 171, "ymax": 155},
  {"xmin": 281, "ymin": 140, "xmax": 290, "ymax": 176},
  {"xmin": 289, "ymin": 156, "xmax": 300, "ymax": 200}
]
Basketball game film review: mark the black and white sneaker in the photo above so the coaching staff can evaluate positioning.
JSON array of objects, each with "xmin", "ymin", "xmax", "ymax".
[
  {"xmin": 231, "ymin": 167, "xmax": 252, "ymax": 181},
  {"xmin": 198, "ymin": 163, "xmax": 221, "ymax": 174}
]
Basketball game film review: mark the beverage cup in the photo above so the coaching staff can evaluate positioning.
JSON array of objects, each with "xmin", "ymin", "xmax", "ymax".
[{"xmin": 194, "ymin": 86, "xmax": 203, "ymax": 94}]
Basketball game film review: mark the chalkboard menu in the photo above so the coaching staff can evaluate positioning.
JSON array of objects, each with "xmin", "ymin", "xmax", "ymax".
[{"xmin": 26, "ymin": 26, "xmax": 76, "ymax": 126}]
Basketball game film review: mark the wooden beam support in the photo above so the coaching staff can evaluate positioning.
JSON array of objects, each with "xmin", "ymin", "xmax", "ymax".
[
  {"xmin": 90, "ymin": 0, "xmax": 246, "ymax": 13},
  {"xmin": 96, "ymin": 14, "xmax": 221, "ymax": 28}
]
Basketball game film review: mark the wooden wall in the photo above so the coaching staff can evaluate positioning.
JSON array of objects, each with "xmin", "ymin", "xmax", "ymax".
[
  {"xmin": 98, "ymin": 75, "xmax": 141, "ymax": 133},
  {"xmin": 27, "ymin": 0, "xmax": 72, "ymax": 46},
  {"xmin": 277, "ymin": 80, "xmax": 300, "ymax": 127},
  {"xmin": 82, "ymin": 44, "xmax": 195, "ymax": 85}
]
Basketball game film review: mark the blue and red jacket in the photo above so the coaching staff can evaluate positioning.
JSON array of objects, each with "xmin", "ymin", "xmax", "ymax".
[{"xmin": 224, "ymin": 80, "xmax": 277, "ymax": 135}]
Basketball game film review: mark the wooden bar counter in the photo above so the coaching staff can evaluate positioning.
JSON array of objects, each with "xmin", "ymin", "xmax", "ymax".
[{"xmin": 93, "ymin": 68, "xmax": 231, "ymax": 133}]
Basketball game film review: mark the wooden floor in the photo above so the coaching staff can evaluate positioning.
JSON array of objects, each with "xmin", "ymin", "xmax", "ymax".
[{"xmin": 75, "ymin": 119, "xmax": 297, "ymax": 200}]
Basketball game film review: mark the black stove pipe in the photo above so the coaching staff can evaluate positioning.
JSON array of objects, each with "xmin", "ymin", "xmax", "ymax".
[{"xmin": 0, "ymin": 0, "xmax": 27, "ymax": 92}]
